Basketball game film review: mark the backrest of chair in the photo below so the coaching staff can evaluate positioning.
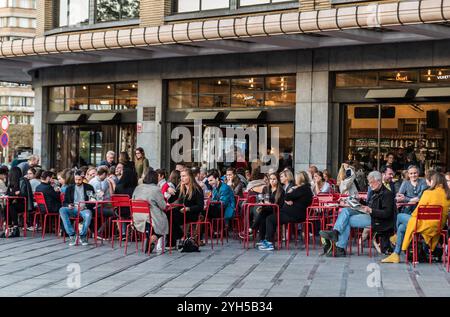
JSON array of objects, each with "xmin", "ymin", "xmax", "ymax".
[
  {"xmin": 416, "ymin": 205, "xmax": 443, "ymax": 222},
  {"xmin": 60, "ymin": 192, "xmax": 65, "ymax": 204},
  {"xmin": 34, "ymin": 192, "xmax": 48, "ymax": 213},
  {"xmin": 111, "ymin": 194, "xmax": 131, "ymax": 208},
  {"xmin": 316, "ymin": 194, "xmax": 334, "ymax": 203},
  {"xmin": 246, "ymin": 195, "xmax": 256, "ymax": 204},
  {"xmin": 130, "ymin": 200, "xmax": 150, "ymax": 215}
]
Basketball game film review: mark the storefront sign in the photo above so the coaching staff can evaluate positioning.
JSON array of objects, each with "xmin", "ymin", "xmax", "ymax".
[
  {"xmin": 143, "ymin": 107, "xmax": 156, "ymax": 121},
  {"xmin": 137, "ymin": 123, "xmax": 143, "ymax": 134}
]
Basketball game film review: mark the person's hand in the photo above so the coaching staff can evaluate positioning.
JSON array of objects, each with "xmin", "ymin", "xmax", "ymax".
[
  {"xmin": 361, "ymin": 206, "xmax": 372, "ymax": 214},
  {"xmin": 68, "ymin": 203, "xmax": 74, "ymax": 210},
  {"xmin": 409, "ymin": 197, "xmax": 419, "ymax": 203},
  {"xmin": 55, "ymin": 187, "xmax": 61, "ymax": 192},
  {"xmin": 396, "ymin": 193, "xmax": 405, "ymax": 202},
  {"xmin": 14, "ymin": 191, "xmax": 20, "ymax": 195},
  {"xmin": 184, "ymin": 207, "xmax": 190, "ymax": 213},
  {"xmin": 285, "ymin": 200, "xmax": 293, "ymax": 206},
  {"xmin": 168, "ymin": 187, "xmax": 176, "ymax": 195}
]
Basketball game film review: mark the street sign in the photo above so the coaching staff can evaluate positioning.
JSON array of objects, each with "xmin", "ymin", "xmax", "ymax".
[
  {"xmin": 0, "ymin": 116, "xmax": 9, "ymax": 131},
  {"xmin": 0, "ymin": 132, "xmax": 9, "ymax": 148}
]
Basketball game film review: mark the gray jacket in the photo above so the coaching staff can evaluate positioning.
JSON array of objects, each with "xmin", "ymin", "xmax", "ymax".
[{"xmin": 132, "ymin": 183, "xmax": 168, "ymax": 235}]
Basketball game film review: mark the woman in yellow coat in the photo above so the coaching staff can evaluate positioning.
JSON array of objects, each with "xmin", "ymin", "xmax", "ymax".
[{"xmin": 383, "ymin": 171, "xmax": 450, "ymax": 263}]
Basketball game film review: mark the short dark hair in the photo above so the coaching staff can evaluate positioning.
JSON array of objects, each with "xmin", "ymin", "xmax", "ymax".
[
  {"xmin": 35, "ymin": 169, "xmax": 43, "ymax": 179},
  {"xmin": 380, "ymin": 166, "xmax": 394, "ymax": 174},
  {"xmin": 207, "ymin": 169, "xmax": 220, "ymax": 180},
  {"xmin": 0, "ymin": 166, "xmax": 8, "ymax": 175},
  {"xmin": 143, "ymin": 170, "xmax": 158, "ymax": 185},
  {"xmin": 155, "ymin": 168, "xmax": 166, "ymax": 179},
  {"xmin": 28, "ymin": 167, "xmax": 36, "ymax": 175},
  {"xmin": 74, "ymin": 170, "xmax": 84, "ymax": 177},
  {"xmin": 41, "ymin": 171, "xmax": 54, "ymax": 179},
  {"xmin": 97, "ymin": 166, "xmax": 108, "ymax": 176}
]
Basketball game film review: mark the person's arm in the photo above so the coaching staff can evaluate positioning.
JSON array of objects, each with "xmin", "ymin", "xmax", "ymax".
[
  {"xmin": 370, "ymin": 191, "xmax": 395, "ymax": 219},
  {"xmin": 187, "ymin": 189, "xmax": 204, "ymax": 214},
  {"xmin": 154, "ymin": 189, "xmax": 167, "ymax": 211},
  {"xmin": 285, "ymin": 187, "xmax": 304, "ymax": 201},
  {"xmin": 410, "ymin": 190, "xmax": 430, "ymax": 217},
  {"xmin": 167, "ymin": 188, "xmax": 180, "ymax": 204}
]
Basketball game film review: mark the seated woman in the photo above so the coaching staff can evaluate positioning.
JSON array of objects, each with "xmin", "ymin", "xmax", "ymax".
[
  {"xmin": 167, "ymin": 168, "xmax": 204, "ymax": 248},
  {"xmin": 132, "ymin": 170, "xmax": 168, "ymax": 253},
  {"xmin": 382, "ymin": 171, "xmax": 450, "ymax": 263},
  {"xmin": 114, "ymin": 167, "xmax": 138, "ymax": 240},
  {"xmin": 226, "ymin": 168, "xmax": 243, "ymax": 197},
  {"xmin": 252, "ymin": 172, "xmax": 285, "ymax": 246},
  {"xmin": 259, "ymin": 171, "xmax": 313, "ymax": 251},
  {"xmin": 313, "ymin": 171, "xmax": 331, "ymax": 195},
  {"xmin": 396, "ymin": 165, "xmax": 428, "ymax": 214}
]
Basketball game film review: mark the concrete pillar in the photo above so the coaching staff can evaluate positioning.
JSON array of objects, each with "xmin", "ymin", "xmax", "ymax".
[
  {"xmin": 137, "ymin": 79, "xmax": 163, "ymax": 169},
  {"xmin": 33, "ymin": 85, "xmax": 49, "ymax": 168},
  {"xmin": 295, "ymin": 71, "xmax": 331, "ymax": 172}
]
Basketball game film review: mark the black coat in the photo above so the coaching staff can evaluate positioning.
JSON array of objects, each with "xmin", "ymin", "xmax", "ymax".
[
  {"xmin": 63, "ymin": 184, "xmax": 95, "ymax": 211},
  {"xmin": 281, "ymin": 184, "xmax": 313, "ymax": 222},
  {"xmin": 367, "ymin": 185, "xmax": 396, "ymax": 233},
  {"xmin": 35, "ymin": 183, "xmax": 62, "ymax": 213},
  {"xmin": 7, "ymin": 177, "xmax": 34, "ymax": 213},
  {"xmin": 168, "ymin": 186, "xmax": 204, "ymax": 216}
]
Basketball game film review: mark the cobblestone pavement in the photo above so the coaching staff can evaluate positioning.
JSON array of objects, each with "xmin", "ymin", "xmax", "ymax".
[{"xmin": 0, "ymin": 235, "xmax": 448, "ymax": 297}]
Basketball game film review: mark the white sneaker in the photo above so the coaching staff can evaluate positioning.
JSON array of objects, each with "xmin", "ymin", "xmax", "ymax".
[
  {"xmin": 68, "ymin": 235, "xmax": 77, "ymax": 246},
  {"xmin": 373, "ymin": 239, "xmax": 381, "ymax": 254},
  {"xmin": 156, "ymin": 237, "xmax": 164, "ymax": 253}
]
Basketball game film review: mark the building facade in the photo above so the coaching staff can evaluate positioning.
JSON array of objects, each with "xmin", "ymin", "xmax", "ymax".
[
  {"xmin": 0, "ymin": 0, "xmax": 449, "ymax": 175},
  {"xmin": 0, "ymin": 0, "xmax": 36, "ymax": 163}
]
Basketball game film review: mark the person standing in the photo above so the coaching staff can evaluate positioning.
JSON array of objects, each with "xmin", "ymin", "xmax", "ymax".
[
  {"xmin": 100, "ymin": 151, "xmax": 116, "ymax": 168},
  {"xmin": 134, "ymin": 147, "xmax": 150, "ymax": 181}
]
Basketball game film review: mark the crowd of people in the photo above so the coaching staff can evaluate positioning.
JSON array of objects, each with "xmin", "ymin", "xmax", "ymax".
[{"xmin": 0, "ymin": 149, "xmax": 449, "ymax": 264}]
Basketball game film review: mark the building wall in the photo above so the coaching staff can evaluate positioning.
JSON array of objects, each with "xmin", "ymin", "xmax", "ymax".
[{"xmin": 31, "ymin": 39, "xmax": 450, "ymax": 172}]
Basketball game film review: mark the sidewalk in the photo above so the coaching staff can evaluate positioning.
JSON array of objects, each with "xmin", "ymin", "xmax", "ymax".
[{"xmin": 0, "ymin": 236, "xmax": 448, "ymax": 297}]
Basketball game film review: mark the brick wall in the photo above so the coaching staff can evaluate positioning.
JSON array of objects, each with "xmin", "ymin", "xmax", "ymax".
[
  {"xmin": 36, "ymin": 0, "xmax": 53, "ymax": 36},
  {"xmin": 140, "ymin": 0, "xmax": 171, "ymax": 27},
  {"xmin": 299, "ymin": 0, "xmax": 331, "ymax": 11}
]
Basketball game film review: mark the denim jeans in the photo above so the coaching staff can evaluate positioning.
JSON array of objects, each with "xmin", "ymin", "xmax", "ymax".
[
  {"xmin": 333, "ymin": 208, "xmax": 371, "ymax": 249},
  {"xmin": 394, "ymin": 213, "xmax": 411, "ymax": 254},
  {"xmin": 59, "ymin": 207, "xmax": 92, "ymax": 237}
]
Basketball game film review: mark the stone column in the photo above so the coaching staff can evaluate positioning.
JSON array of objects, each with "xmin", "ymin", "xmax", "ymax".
[
  {"xmin": 32, "ymin": 85, "xmax": 49, "ymax": 168},
  {"xmin": 295, "ymin": 71, "xmax": 331, "ymax": 172},
  {"xmin": 137, "ymin": 79, "xmax": 163, "ymax": 169}
]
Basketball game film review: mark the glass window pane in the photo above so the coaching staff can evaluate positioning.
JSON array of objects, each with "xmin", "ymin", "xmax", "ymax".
[
  {"xmin": 68, "ymin": 0, "xmax": 89, "ymax": 25},
  {"xmin": 168, "ymin": 80, "xmax": 198, "ymax": 95},
  {"xmin": 115, "ymin": 82, "xmax": 138, "ymax": 109},
  {"xmin": 0, "ymin": 0, "xmax": 7, "ymax": 7},
  {"xmin": 264, "ymin": 92, "xmax": 295, "ymax": 107},
  {"xmin": 50, "ymin": 86, "xmax": 65, "ymax": 99},
  {"xmin": 420, "ymin": 68, "xmax": 450, "ymax": 83},
  {"xmin": 231, "ymin": 77, "xmax": 264, "ymax": 107},
  {"xmin": 96, "ymin": 0, "xmax": 121, "ymax": 22},
  {"xmin": 201, "ymin": 0, "xmax": 229, "ymax": 10},
  {"xmin": 121, "ymin": 0, "xmax": 140, "ymax": 19},
  {"xmin": 239, "ymin": 0, "xmax": 269, "ymax": 6},
  {"xmin": 335, "ymin": 72, "xmax": 377, "ymax": 88},
  {"xmin": 378, "ymin": 70, "xmax": 417, "ymax": 86},
  {"xmin": 265, "ymin": 76, "xmax": 295, "ymax": 92},
  {"xmin": 58, "ymin": 0, "xmax": 68, "ymax": 26},
  {"xmin": 176, "ymin": 0, "xmax": 200, "ymax": 12},
  {"xmin": 168, "ymin": 95, "xmax": 197, "ymax": 109}
]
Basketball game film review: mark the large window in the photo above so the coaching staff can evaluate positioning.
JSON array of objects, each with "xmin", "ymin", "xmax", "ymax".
[
  {"xmin": 0, "ymin": 0, "xmax": 35, "ymax": 8},
  {"xmin": 174, "ymin": 0, "xmax": 229, "ymax": 13},
  {"xmin": 57, "ymin": 0, "xmax": 89, "ymax": 27},
  {"xmin": 168, "ymin": 75, "xmax": 295, "ymax": 109},
  {"xmin": 49, "ymin": 82, "xmax": 138, "ymax": 111},
  {"xmin": 0, "ymin": 17, "xmax": 35, "ymax": 28},
  {"xmin": 96, "ymin": 0, "xmax": 140, "ymax": 23}
]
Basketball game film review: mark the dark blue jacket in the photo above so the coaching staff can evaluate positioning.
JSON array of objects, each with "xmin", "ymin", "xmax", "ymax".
[{"xmin": 35, "ymin": 182, "xmax": 61, "ymax": 213}]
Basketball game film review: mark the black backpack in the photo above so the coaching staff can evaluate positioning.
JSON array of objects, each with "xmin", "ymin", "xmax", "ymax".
[{"xmin": 178, "ymin": 237, "xmax": 200, "ymax": 253}]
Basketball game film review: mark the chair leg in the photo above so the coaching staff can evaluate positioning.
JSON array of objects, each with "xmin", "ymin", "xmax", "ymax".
[
  {"xmin": 124, "ymin": 225, "xmax": 130, "ymax": 255},
  {"xmin": 42, "ymin": 215, "xmax": 47, "ymax": 239}
]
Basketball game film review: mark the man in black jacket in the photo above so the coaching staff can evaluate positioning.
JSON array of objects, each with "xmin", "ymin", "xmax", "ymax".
[
  {"xmin": 35, "ymin": 171, "xmax": 61, "ymax": 213},
  {"xmin": 320, "ymin": 171, "xmax": 395, "ymax": 257},
  {"xmin": 59, "ymin": 171, "xmax": 95, "ymax": 246}
]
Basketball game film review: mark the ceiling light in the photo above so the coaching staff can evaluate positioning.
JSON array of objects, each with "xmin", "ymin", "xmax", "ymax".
[
  {"xmin": 82, "ymin": 86, "xmax": 87, "ymax": 90},
  {"xmin": 427, "ymin": 69, "xmax": 431, "ymax": 75}
]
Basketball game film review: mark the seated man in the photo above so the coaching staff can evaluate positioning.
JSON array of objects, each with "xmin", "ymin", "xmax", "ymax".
[
  {"xmin": 89, "ymin": 166, "xmax": 113, "ymax": 239},
  {"xmin": 320, "ymin": 171, "xmax": 395, "ymax": 257},
  {"xmin": 59, "ymin": 171, "xmax": 95, "ymax": 246},
  {"xmin": 35, "ymin": 170, "xmax": 62, "ymax": 214},
  {"xmin": 206, "ymin": 170, "xmax": 235, "ymax": 223}
]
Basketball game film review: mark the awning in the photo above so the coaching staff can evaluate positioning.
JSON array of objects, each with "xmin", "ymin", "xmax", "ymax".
[
  {"xmin": 88, "ymin": 113, "xmax": 117, "ymax": 121},
  {"xmin": 226, "ymin": 111, "xmax": 262, "ymax": 120},
  {"xmin": 54, "ymin": 114, "xmax": 81, "ymax": 122},
  {"xmin": 365, "ymin": 89, "xmax": 409, "ymax": 99},
  {"xmin": 416, "ymin": 87, "xmax": 450, "ymax": 97},
  {"xmin": 185, "ymin": 112, "xmax": 219, "ymax": 120}
]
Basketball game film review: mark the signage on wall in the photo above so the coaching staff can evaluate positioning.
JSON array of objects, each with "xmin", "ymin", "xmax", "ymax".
[
  {"xmin": 0, "ymin": 132, "xmax": 9, "ymax": 148},
  {"xmin": 1, "ymin": 116, "xmax": 9, "ymax": 131},
  {"xmin": 143, "ymin": 107, "xmax": 156, "ymax": 121},
  {"xmin": 137, "ymin": 123, "xmax": 143, "ymax": 134}
]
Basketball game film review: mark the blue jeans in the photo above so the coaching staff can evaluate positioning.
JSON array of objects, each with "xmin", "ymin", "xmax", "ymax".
[
  {"xmin": 333, "ymin": 208, "xmax": 372, "ymax": 249},
  {"xmin": 59, "ymin": 207, "xmax": 92, "ymax": 237},
  {"xmin": 394, "ymin": 213, "xmax": 411, "ymax": 254}
]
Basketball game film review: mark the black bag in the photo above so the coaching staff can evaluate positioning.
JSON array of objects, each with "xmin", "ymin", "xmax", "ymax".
[
  {"xmin": 178, "ymin": 237, "xmax": 200, "ymax": 253},
  {"xmin": 407, "ymin": 241, "xmax": 442, "ymax": 263}
]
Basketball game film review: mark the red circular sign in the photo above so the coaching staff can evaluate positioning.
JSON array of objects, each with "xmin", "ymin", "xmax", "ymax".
[
  {"xmin": 0, "ymin": 132, "xmax": 8, "ymax": 148},
  {"xmin": 0, "ymin": 116, "xmax": 9, "ymax": 131}
]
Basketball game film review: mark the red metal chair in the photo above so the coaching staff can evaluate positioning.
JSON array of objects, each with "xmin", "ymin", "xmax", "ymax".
[
  {"xmin": 188, "ymin": 202, "xmax": 214, "ymax": 250},
  {"xmin": 304, "ymin": 205, "xmax": 336, "ymax": 255},
  {"xmin": 110, "ymin": 194, "xmax": 131, "ymax": 248},
  {"xmin": 33, "ymin": 192, "xmax": 60, "ymax": 239},
  {"xmin": 165, "ymin": 203, "xmax": 186, "ymax": 254},
  {"xmin": 124, "ymin": 200, "xmax": 153, "ymax": 255},
  {"xmin": 406, "ymin": 205, "xmax": 444, "ymax": 267},
  {"xmin": 231, "ymin": 195, "xmax": 245, "ymax": 240},
  {"xmin": 207, "ymin": 200, "xmax": 225, "ymax": 245}
]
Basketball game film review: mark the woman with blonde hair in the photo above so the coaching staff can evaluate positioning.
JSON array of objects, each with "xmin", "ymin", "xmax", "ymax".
[
  {"xmin": 167, "ymin": 168, "xmax": 204, "ymax": 248},
  {"xmin": 258, "ymin": 171, "xmax": 313, "ymax": 251},
  {"xmin": 382, "ymin": 171, "xmax": 450, "ymax": 263},
  {"xmin": 337, "ymin": 161, "xmax": 358, "ymax": 196}
]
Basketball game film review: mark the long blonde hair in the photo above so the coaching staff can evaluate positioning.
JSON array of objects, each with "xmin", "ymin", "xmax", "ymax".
[
  {"xmin": 337, "ymin": 165, "xmax": 346, "ymax": 186},
  {"xmin": 179, "ymin": 168, "xmax": 201, "ymax": 200},
  {"xmin": 295, "ymin": 171, "xmax": 310, "ymax": 187}
]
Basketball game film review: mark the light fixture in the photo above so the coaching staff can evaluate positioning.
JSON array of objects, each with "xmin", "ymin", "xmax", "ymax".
[
  {"xmin": 82, "ymin": 86, "xmax": 87, "ymax": 90},
  {"xmin": 438, "ymin": 70, "xmax": 443, "ymax": 76},
  {"xmin": 107, "ymin": 85, "xmax": 111, "ymax": 89},
  {"xmin": 427, "ymin": 76, "xmax": 431, "ymax": 81},
  {"xmin": 281, "ymin": 87, "xmax": 284, "ymax": 91},
  {"xmin": 396, "ymin": 72, "xmax": 401, "ymax": 77},
  {"xmin": 132, "ymin": 84, "xmax": 136, "ymax": 88},
  {"xmin": 281, "ymin": 77, "xmax": 284, "ymax": 82},
  {"xmin": 218, "ymin": 80, "xmax": 221, "ymax": 85},
  {"xmin": 249, "ymin": 78, "xmax": 254, "ymax": 83},
  {"xmin": 250, "ymin": 84, "xmax": 254, "ymax": 88},
  {"xmin": 427, "ymin": 69, "xmax": 431, "ymax": 75}
]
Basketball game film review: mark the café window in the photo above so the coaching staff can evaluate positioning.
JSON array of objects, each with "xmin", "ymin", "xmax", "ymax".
[
  {"xmin": 335, "ymin": 72, "xmax": 378, "ymax": 88},
  {"xmin": 57, "ymin": 0, "xmax": 89, "ymax": 27},
  {"xmin": 48, "ymin": 82, "xmax": 137, "ymax": 111},
  {"xmin": 174, "ymin": 0, "xmax": 229, "ymax": 13},
  {"xmin": 168, "ymin": 75, "xmax": 296, "ymax": 109},
  {"xmin": 378, "ymin": 70, "xmax": 418, "ymax": 86},
  {"xmin": 96, "ymin": 0, "xmax": 140, "ymax": 23},
  {"xmin": 420, "ymin": 68, "xmax": 450, "ymax": 83}
]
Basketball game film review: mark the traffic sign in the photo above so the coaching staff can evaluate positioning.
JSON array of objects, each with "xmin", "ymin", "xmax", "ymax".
[
  {"xmin": 0, "ymin": 116, "xmax": 8, "ymax": 131},
  {"xmin": 0, "ymin": 132, "xmax": 8, "ymax": 148}
]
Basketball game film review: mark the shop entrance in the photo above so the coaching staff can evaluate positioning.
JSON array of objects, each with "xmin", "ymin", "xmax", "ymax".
[{"xmin": 344, "ymin": 103, "xmax": 450, "ymax": 175}]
